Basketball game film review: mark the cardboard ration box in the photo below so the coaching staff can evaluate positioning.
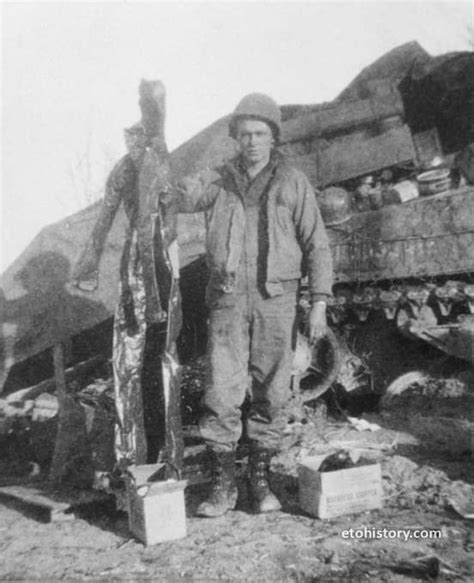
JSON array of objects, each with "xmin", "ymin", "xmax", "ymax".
[
  {"xmin": 127, "ymin": 463, "xmax": 187, "ymax": 545},
  {"xmin": 298, "ymin": 456, "xmax": 382, "ymax": 519}
]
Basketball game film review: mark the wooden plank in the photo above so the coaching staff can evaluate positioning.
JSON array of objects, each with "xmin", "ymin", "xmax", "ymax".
[
  {"xmin": 0, "ymin": 484, "xmax": 110, "ymax": 522},
  {"xmin": 49, "ymin": 344, "xmax": 72, "ymax": 484},
  {"xmin": 284, "ymin": 126, "xmax": 416, "ymax": 186},
  {"xmin": 5, "ymin": 355, "xmax": 106, "ymax": 405},
  {"xmin": 0, "ymin": 486, "xmax": 69, "ymax": 515},
  {"xmin": 317, "ymin": 126, "xmax": 415, "ymax": 185},
  {"xmin": 282, "ymin": 91, "xmax": 404, "ymax": 144}
]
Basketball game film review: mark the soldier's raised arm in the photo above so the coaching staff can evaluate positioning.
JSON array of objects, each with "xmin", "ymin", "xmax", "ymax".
[{"xmin": 172, "ymin": 168, "xmax": 220, "ymax": 214}]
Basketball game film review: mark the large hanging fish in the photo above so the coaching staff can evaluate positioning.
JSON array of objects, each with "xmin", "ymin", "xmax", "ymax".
[
  {"xmin": 73, "ymin": 80, "xmax": 183, "ymax": 477},
  {"xmin": 136, "ymin": 80, "xmax": 184, "ymax": 476}
]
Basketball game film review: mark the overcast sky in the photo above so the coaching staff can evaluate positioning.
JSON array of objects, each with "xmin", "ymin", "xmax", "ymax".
[{"xmin": 2, "ymin": 1, "xmax": 473, "ymax": 271}]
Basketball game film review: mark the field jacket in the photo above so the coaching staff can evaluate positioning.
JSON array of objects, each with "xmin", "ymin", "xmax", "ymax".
[{"xmin": 177, "ymin": 153, "xmax": 333, "ymax": 300}]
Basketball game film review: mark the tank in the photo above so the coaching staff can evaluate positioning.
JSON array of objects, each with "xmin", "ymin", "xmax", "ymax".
[
  {"xmin": 277, "ymin": 51, "xmax": 474, "ymax": 373},
  {"xmin": 291, "ymin": 182, "xmax": 474, "ymax": 403},
  {"xmin": 171, "ymin": 59, "xmax": 474, "ymax": 400},
  {"xmin": 312, "ymin": 185, "xmax": 474, "ymax": 361}
]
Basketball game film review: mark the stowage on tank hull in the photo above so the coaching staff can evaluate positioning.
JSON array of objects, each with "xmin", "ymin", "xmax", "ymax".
[
  {"xmin": 329, "ymin": 186, "xmax": 474, "ymax": 284},
  {"xmin": 321, "ymin": 186, "xmax": 474, "ymax": 363}
]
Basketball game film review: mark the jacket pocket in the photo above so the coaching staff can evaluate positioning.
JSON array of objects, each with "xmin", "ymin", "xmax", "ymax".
[
  {"xmin": 268, "ymin": 205, "xmax": 302, "ymax": 282},
  {"xmin": 275, "ymin": 205, "xmax": 293, "ymax": 233}
]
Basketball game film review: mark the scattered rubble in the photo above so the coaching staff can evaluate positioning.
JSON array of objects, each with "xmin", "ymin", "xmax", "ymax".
[
  {"xmin": 347, "ymin": 416, "xmax": 382, "ymax": 432},
  {"xmin": 379, "ymin": 370, "xmax": 474, "ymax": 464},
  {"xmin": 449, "ymin": 495, "xmax": 474, "ymax": 520},
  {"xmin": 382, "ymin": 455, "xmax": 474, "ymax": 511},
  {"xmin": 383, "ymin": 369, "xmax": 474, "ymax": 404},
  {"xmin": 0, "ymin": 375, "xmax": 115, "ymax": 484}
]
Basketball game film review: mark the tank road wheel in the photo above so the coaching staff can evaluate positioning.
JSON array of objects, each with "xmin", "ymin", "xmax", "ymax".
[{"xmin": 295, "ymin": 328, "xmax": 343, "ymax": 403}]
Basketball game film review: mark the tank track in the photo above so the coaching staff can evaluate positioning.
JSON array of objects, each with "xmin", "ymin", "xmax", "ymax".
[{"xmin": 325, "ymin": 280, "xmax": 474, "ymax": 324}]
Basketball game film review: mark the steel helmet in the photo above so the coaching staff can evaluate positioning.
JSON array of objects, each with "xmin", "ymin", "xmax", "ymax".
[{"xmin": 229, "ymin": 93, "xmax": 282, "ymax": 142}]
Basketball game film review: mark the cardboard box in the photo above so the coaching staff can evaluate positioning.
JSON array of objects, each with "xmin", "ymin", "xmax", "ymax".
[
  {"xmin": 298, "ymin": 457, "xmax": 382, "ymax": 519},
  {"xmin": 127, "ymin": 464, "xmax": 187, "ymax": 545}
]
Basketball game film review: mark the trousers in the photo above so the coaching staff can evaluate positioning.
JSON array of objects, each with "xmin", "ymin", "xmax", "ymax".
[{"xmin": 199, "ymin": 286, "xmax": 297, "ymax": 452}]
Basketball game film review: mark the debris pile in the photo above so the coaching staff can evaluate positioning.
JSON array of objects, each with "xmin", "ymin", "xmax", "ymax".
[
  {"xmin": 0, "ymin": 376, "xmax": 115, "ymax": 484},
  {"xmin": 382, "ymin": 455, "xmax": 473, "ymax": 512},
  {"xmin": 381, "ymin": 370, "xmax": 474, "ymax": 459},
  {"xmin": 274, "ymin": 403, "xmax": 418, "ymax": 479}
]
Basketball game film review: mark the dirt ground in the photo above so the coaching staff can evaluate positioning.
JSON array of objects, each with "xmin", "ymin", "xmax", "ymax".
[
  {"xmin": 1, "ymin": 358, "xmax": 473, "ymax": 582},
  {"xmin": 0, "ymin": 490, "xmax": 472, "ymax": 582},
  {"xmin": 1, "ymin": 427, "xmax": 473, "ymax": 580}
]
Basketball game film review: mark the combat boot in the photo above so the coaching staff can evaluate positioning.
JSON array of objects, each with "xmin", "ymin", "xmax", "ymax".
[
  {"xmin": 248, "ymin": 447, "xmax": 282, "ymax": 514},
  {"xmin": 196, "ymin": 450, "xmax": 238, "ymax": 518}
]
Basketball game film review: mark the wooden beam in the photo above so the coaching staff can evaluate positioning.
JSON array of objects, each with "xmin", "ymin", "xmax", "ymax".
[
  {"xmin": 281, "ymin": 91, "xmax": 404, "ymax": 144},
  {"xmin": 5, "ymin": 355, "xmax": 106, "ymax": 405},
  {"xmin": 0, "ymin": 484, "xmax": 110, "ymax": 522},
  {"xmin": 282, "ymin": 125, "xmax": 416, "ymax": 186},
  {"xmin": 49, "ymin": 344, "xmax": 69, "ymax": 483}
]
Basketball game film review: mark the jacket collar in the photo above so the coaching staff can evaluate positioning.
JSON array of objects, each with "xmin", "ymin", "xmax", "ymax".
[{"xmin": 220, "ymin": 149, "xmax": 286, "ymax": 195}]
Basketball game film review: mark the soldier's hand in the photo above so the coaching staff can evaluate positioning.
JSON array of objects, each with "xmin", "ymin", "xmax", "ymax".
[{"xmin": 308, "ymin": 302, "xmax": 328, "ymax": 344}]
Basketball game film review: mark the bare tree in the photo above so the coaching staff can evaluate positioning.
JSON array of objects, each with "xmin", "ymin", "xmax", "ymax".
[
  {"xmin": 67, "ymin": 130, "xmax": 119, "ymax": 210},
  {"xmin": 465, "ymin": 23, "xmax": 474, "ymax": 50}
]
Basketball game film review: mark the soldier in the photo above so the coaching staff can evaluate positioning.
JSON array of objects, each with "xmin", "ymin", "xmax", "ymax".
[{"xmin": 177, "ymin": 93, "xmax": 333, "ymax": 516}]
